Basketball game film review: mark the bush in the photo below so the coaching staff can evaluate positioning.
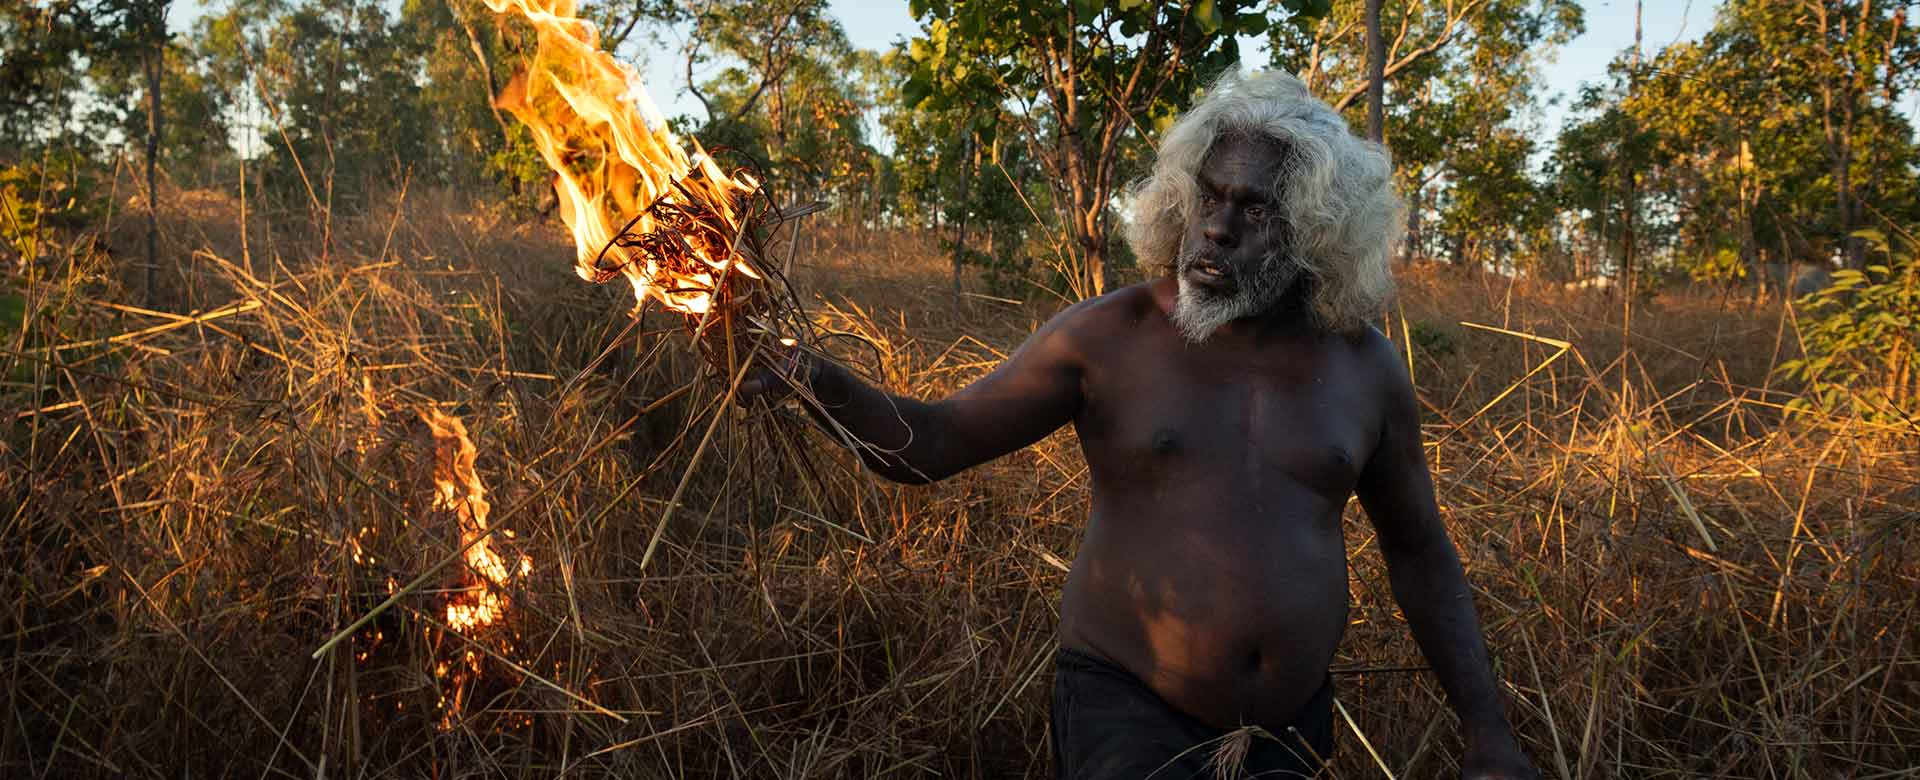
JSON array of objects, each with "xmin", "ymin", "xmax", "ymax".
[
  {"xmin": 1, "ymin": 155, "xmax": 105, "ymax": 264},
  {"xmin": 1777, "ymin": 228, "xmax": 1919, "ymax": 425}
]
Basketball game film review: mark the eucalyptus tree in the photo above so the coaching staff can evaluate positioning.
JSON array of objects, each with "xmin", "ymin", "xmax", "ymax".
[
  {"xmin": 1552, "ymin": 0, "xmax": 1920, "ymax": 289},
  {"xmin": 901, "ymin": 0, "xmax": 1331, "ymax": 299},
  {"xmin": 1270, "ymin": 0, "xmax": 1581, "ymax": 272},
  {"xmin": 684, "ymin": 0, "xmax": 884, "ymax": 216},
  {"xmin": 0, "ymin": 0, "xmax": 140, "ymax": 153},
  {"xmin": 880, "ymin": 47, "xmax": 1044, "ymax": 294}
]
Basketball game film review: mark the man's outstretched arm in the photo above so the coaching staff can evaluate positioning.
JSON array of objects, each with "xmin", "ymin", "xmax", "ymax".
[
  {"xmin": 740, "ymin": 301, "xmax": 1089, "ymax": 484},
  {"xmin": 1355, "ymin": 340, "xmax": 1536, "ymax": 780}
]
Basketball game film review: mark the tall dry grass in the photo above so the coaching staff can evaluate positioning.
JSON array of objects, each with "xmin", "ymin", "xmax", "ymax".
[{"xmin": 2, "ymin": 181, "xmax": 1915, "ymax": 779}]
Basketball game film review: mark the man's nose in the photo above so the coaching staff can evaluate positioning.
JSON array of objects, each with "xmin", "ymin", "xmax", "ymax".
[{"xmin": 1202, "ymin": 212, "xmax": 1236, "ymax": 248}]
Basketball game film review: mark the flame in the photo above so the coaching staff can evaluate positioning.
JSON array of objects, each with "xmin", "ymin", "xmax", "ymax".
[
  {"xmin": 419, "ymin": 409, "xmax": 529, "ymax": 633},
  {"xmin": 483, "ymin": 0, "xmax": 762, "ymax": 316}
]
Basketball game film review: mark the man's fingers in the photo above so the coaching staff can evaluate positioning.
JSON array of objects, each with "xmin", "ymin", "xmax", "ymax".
[{"xmin": 736, "ymin": 367, "xmax": 798, "ymax": 406}]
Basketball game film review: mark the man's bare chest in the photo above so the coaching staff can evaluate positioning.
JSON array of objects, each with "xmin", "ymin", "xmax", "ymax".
[{"xmin": 1075, "ymin": 362, "xmax": 1379, "ymax": 502}]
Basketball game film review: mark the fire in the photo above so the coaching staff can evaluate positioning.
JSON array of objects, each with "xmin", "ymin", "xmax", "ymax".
[
  {"xmin": 419, "ymin": 409, "xmax": 529, "ymax": 632},
  {"xmin": 483, "ymin": 0, "xmax": 762, "ymax": 316}
]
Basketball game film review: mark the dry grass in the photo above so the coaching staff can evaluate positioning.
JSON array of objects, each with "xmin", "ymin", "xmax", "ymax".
[{"xmin": 3, "ymin": 181, "xmax": 1916, "ymax": 779}]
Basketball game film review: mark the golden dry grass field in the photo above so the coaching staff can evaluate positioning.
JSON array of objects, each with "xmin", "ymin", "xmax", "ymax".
[{"xmin": 4, "ymin": 185, "xmax": 1916, "ymax": 778}]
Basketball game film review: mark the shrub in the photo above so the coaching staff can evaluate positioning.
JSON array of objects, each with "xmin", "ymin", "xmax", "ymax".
[{"xmin": 1777, "ymin": 228, "xmax": 1919, "ymax": 425}]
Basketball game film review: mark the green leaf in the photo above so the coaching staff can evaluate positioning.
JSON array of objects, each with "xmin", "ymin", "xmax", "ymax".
[
  {"xmin": 957, "ymin": 7, "xmax": 983, "ymax": 39},
  {"xmin": 1235, "ymin": 11, "xmax": 1270, "ymax": 36},
  {"xmin": 902, "ymin": 73, "xmax": 933, "ymax": 108},
  {"xmin": 1193, "ymin": 0, "xmax": 1221, "ymax": 34},
  {"xmin": 1072, "ymin": 0, "xmax": 1099, "ymax": 25},
  {"xmin": 971, "ymin": 116, "xmax": 999, "ymax": 149},
  {"xmin": 0, "ymin": 293, "xmax": 23, "ymax": 334}
]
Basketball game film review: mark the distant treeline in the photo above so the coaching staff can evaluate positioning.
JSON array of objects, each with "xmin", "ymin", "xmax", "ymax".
[{"xmin": 4, "ymin": 0, "xmax": 1916, "ymax": 295}]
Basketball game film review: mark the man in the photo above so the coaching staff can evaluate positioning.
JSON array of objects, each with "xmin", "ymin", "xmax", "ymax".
[{"xmin": 740, "ymin": 70, "xmax": 1536, "ymax": 780}]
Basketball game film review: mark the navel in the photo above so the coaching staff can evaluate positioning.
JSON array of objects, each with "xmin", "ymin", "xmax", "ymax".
[{"xmin": 1150, "ymin": 427, "xmax": 1180, "ymax": 454}]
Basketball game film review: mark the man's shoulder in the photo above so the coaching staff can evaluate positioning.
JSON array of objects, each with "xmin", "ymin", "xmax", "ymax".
[
  {"xmin": 1041, "ymin": 280, "xmax": 1169, "ymax": 338},
  {"xmin": 1342, "ymin": 323, "xmax": 1404, "ymax": 374},
  {"xmin": 1336, "ymin": 323, "xmax": 1418, "ymax": 412}
]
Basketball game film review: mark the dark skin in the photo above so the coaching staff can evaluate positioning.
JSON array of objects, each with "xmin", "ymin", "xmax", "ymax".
[{"xmin": 741, "ymin": 135, "xmax": 1536, "ymax": 779}]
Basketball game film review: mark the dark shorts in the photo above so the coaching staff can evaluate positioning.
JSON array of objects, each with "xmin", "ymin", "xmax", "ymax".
[{"xmin": 1051, "ymin": 648, "xmax": 1335, "ymax": 780}]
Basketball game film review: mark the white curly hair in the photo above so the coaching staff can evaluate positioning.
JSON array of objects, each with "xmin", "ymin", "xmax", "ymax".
[{"xmin": 1124, "ymin": 69, "xmax": 1404, "ymax": 333}]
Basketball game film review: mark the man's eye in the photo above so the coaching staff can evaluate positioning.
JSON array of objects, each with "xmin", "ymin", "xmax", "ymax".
[
  {"xmin": 1199, "ymin": 192, "xmax": 1220, "ymax": 206},
  {"xmin": 1245, "ymin": 205, "xmax": 1267, "ymax": 220}
]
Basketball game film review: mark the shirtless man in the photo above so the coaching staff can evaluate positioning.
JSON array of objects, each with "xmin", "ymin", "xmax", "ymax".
[{"xmin": 740, "ymin": 70, "xmax": 1536, "ymax": 779}]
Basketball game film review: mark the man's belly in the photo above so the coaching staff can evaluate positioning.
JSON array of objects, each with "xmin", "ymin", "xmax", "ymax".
[{"xmin": 1057, "ymin": 492, "xmax": 1350, "ymax": 732}]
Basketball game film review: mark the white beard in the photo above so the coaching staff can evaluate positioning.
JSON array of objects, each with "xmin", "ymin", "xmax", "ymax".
[
  {"xmin": 1170, "ymin": 275, "xmax": 1260, "ymax": 344},
  {"xmin": 1170, "ymin": 255, "xmax": 1304, "ymax": 344}
]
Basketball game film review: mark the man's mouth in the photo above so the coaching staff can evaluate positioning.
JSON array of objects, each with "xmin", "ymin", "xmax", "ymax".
[{"xmin": 1184, "ymin": 258, "xmax": 1232, "ymax": 287}]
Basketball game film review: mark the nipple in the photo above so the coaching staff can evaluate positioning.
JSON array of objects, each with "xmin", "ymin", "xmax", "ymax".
[{"xmin": 1151, "ymin": 428, "xmax": 1179, "ymax": 454}]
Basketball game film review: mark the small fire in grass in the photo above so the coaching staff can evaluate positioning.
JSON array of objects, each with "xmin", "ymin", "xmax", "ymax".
[
  {"xmin": 482, "ymin": 0, "xmax": 764, "ymax": 318},
  {"xmin": 419, "ymin": 409, "xmax": 530, "ymax": 727},
  {"xmin": 420, "ymin": 409, "xmax": 530, "ymax": 632}
]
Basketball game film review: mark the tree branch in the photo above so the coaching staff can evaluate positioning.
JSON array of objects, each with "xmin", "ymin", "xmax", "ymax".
[
  {"xmin": 450, "ymin": 1, "xmax": 511, "ymax": 141},
  {"xmin": 1332, "ymin": 0, "xmax": 1488, "ymax": 112}
]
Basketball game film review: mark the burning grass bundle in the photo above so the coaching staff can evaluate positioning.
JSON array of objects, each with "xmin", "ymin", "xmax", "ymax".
[{"xmin": 482, "ymin": 0, "xmax": 823, "ymax": 377}]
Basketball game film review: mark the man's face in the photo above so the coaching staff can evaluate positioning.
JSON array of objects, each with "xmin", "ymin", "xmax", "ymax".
[{"xmin": 1171, "ymin": 134, "xmax": 1299, "ymax": 343}]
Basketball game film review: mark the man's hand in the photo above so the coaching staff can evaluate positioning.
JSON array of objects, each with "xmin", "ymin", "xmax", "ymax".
[
  {"xmin": 1353, "ymin": 330, "xmax": 1536, "ymax": 780},
  {"xmin": 1461, "ymin": 732, "xmax": 1539, "ymax": 780},
  {"xmin": 735, "ymin": 345, "xmax": 815, "ymax": 406}
]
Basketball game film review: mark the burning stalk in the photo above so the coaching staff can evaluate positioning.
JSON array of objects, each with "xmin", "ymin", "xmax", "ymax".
[
  {"xmin": 473, "ymin": 0, "xmax": 840, "ymax": 578},
  {"xmin": 481, "ymin": 0, "xmax": 820, "ymax": 372}
]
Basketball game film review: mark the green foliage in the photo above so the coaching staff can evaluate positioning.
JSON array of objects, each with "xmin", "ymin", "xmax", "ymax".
[
  {"xmin": 1407, "ymin": 320, "xmax": 1455, "ymax": 357},
  {"xmin": 1547, "ymin": 72, "xmax": 1667, "ymax": 280},
  {"xmin": 0, "ymin": 292, "xmax": 22, "ymax": 336},
  {"xmin": 1271, "ymin": 0, "xmax": 1582, "ymax": 272},
  {"xmin": 0, "ymin": 155, "xmax": 105, "ymax": 263},
  {"xmin": 878, "ymin": 43, "xmax": 1046, "ymax": 294},
  {"xmin": 86, "ymin": 27, "xmax": 236, "ymax": 187},
  {"xmin": 1690, "ymin": 247, "xmax": 1749, "ymax": 284},
  {"xmin": 903, "ymin": 0, "xmax": 1315, "ymax": 296},
  {"xmin": 1777, "ymin": 229, "xmax": 1920, "ymax": 424},
  {"xmin": 687, "ymin": 1, "xmax": 885, "ymax": 217},
  {"xmin": 1, "ymin": 167, "xmax": 51, "ymax": 264},
  {"xmin": 4, "ymin": 0, "xmax": 1917, "ymax": 323},
  {"xmin": 235, "ymin": 0, "xmax": 438, "ymax": 208},
  {"xmin": 0, "ymin": 0, "xmax": 145, "ymax": 149},
  {"xmin": 1554, "ymin": 0, "xmax": 1920, "ymax": 286}
]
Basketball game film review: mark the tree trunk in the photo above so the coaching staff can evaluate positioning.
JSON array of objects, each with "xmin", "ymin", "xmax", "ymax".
[
  {"xmin": 953, "ymin": 135, "xmax": 973, "ymax": 294},
  {"xmin": 455, "ymin": 4, "xmax": 512, "ymax": 143},
  {"xmin": 1620, "ymin": 1, "xmax": 1641, "ymax": 337},
  {"xmin": 144, "ymin": 4, "xmax": 165, "ymax": 309},
  {"xmin": 1365, "ymin": 0, "xmax": 1384, "ymax": 143},
  {"xmin": 1082, "ymin": 229, "xmax": 1107, "ymax": 297},
  {"xmin": 1403, "ymin": 181, "xmax": 1422, "ymax": 264},
  {"xmin": 1836, "ymin": 87, "xmax": 1857, "ymax": 267}
]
